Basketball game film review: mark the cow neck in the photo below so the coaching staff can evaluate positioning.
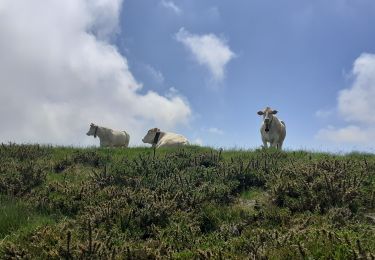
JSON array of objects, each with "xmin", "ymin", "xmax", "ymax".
[
  {"xmin": 153, "ymin": 131, "xmax": 161, "ymax": 145},
  {"xmin": 94, "ymin": 126, "xmax": 99, "ymax": 138}
]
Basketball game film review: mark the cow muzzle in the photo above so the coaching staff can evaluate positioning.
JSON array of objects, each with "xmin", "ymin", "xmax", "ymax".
[
  {"xmin": 264, "ymin": 118, "xmax": 271, "ymax": 132},
  {"xmin": 264, "ymin": 121, "xmax": 270, "ymax": 132}
]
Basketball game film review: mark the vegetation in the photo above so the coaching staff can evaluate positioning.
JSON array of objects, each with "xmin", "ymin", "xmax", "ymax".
[{"xmin": 0, "ymin": 143, "xmax": 374, "ymax": 259}]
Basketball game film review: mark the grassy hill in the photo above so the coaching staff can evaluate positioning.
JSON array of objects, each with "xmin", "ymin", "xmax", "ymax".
[{"xmin": 0, "ymin": 144, "xmax": 374, "ymax": 259}]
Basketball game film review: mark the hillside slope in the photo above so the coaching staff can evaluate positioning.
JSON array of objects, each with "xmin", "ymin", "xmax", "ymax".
[{"xmin": 0, "ymin": 144, "xmax": 374, "ymax": 259}]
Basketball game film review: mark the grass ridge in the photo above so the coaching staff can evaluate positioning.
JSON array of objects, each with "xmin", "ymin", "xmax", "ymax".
[{"xmin": 0, "ymin": 144, "xmax": 374, "ymax": 259}]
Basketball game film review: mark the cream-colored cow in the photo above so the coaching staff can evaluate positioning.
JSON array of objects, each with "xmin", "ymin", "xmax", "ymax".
[
  {"xmin": 142, "ymin": 128, "xmax": 189, "ymax": 148},
  {"xmin": 257, "ymin": 107, "xmax": 286, "ymax": 149},
  {"xmin": 86, "ymin": 123, "xmax": 130, "ymax": 147}
]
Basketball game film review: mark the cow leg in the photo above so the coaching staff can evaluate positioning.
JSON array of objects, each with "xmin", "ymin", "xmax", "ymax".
[
  {"xmin": 100, "ymin": 140, "xmax": 109, "ymax": 147},
  {"xmin": 156, "ymin": 141, "xmax": 164, "ymax": 148},
  {"xmin": 262, "ymin": 138, "xmax": 268, "ymax": 149}
]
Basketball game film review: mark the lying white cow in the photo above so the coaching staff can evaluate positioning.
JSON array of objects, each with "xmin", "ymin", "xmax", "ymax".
[
  {"xmin": 257, "ymin": 107, "xmax": 286, "ymax": 150},
  {"xmin": 86, "ymin": 123, "xmax": 130, "ymax": 147},
  {"xmin": 142, "ymin": 128, "xmax": 189, "ymax": 148}
]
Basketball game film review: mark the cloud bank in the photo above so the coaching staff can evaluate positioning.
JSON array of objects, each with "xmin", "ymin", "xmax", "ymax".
[
  {"xmin": 316, "ymin": 53, "xmax": 375, "ymax": 147},
  {"xmin": 0, "ymin": 0, "xmax": 191, "ymax": 146},
  {"xmin": 175, "ymin": 28, "xmax": 235, "ymax": 81}
]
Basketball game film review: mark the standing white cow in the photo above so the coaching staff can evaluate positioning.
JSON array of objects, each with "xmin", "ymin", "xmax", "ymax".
[
  {"xmin": 86, "ymin": 123, "xmax": 130, "ymax": 147},
  {"xmin": 257, "ymin": 107, "xmax": 286, "ymax": 150},
  {"xmin": 142, "ymin": 128, "xmax": 189, "ymax": 148}
]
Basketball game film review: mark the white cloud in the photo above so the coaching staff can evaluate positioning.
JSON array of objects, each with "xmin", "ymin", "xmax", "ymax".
[
  {"xmin": 316, "ymin": 53, "xmax": 375, "ymax": 146},
  {"xmin": 338, "ymin": 53, "xmax": 375, "ymax": 124},
  {"xmin": 0, "ymin": 0, "xmax": 191, "ymax": 146},
  {"xmin": 160, "ymin": 0, "xmax": 182, "ymax": 15},
  {"xmin": 315, "ymin": 125, "xmax": 372, "ymax": 144},
  {"xmin": 175, "ymin": 28, "xmax": 235, "ymax": 81},
  {"xmin": 87, "ymin": 0, "xmax": 123, "ymax": 40},
  {"xmin": 207, "ymin": 127, "xmax": 224, "ymax": 135}
]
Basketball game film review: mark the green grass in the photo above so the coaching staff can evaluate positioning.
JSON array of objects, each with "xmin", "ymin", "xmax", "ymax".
[
  {"xmin": 0, "ymin": 144, "xmax": 374, "ymax": 259},
  {"xmin": 240, "ymin": 187, "xmax": 265, "ymax": 200},
  {"xmin": 0, "ymin": 195, "xmax": 54, "ymax": 241}
]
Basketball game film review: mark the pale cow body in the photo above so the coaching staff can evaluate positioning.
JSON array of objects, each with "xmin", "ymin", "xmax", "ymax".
[
  {"xmin": 257, "ymin": 107, "xmax": 286, "ymax": 149},
  {"xmin": 142, "ymin": 128, "xmax": 189, "ymax": 148},
  {"xmin": 86, "ymin": 123, "xmax": 130, "ymax": 147}
]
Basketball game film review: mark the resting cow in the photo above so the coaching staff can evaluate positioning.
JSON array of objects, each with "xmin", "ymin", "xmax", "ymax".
[
  {"xmin": 257, "ymin": 107, "xmax": 286, "ymax": 150},
  {"xmin": 86, "ymin": 123, "xmax": 130, "ymax": 147},
  {"xmin": 142, "ymin": 128, "xmax": 189, "ymax": 148}
]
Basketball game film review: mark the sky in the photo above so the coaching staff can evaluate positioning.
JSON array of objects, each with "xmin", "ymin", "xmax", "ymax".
[{"xmin": 1, "ymin": 0, "xmax": 375, "ymax": 152}]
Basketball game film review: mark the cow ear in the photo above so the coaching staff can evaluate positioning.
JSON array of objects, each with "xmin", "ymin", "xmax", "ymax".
[
  {"xmin": 257, "ymin": 111, "xmax": 264, "ymax": 115},
  {"xmin": 90, "ymin": 123, "xmax": 94, "ymax": 126},
  {"xmin": 272, "ymin": 110, "xmax": 278, "ymax": 114},
  {"xmin": 156, "ymin": 128, "xmax": 161, "ymax": 132}
]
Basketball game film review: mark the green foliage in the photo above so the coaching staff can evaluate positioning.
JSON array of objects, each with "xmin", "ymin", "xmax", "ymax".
[
  {"xmin": 0, "ymin": 144, "xmax": 49, "ymax": 196},
  {"xmin": 0, "ymin": 144, "xmax": 374, "ymax": 259},
  {"xmin": 267, "ymin": 157, "xmax": 374, "ymax": 213},
  {"xmin": 0, "ymin": 195, "xmax": 53, "ymax": 240}
]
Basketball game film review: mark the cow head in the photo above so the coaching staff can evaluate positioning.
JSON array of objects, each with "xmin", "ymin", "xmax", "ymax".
[
  {"xmin": 86, "ymin": 123, "xmax": 99, "ymax": 138},
  {"xmin": 257, "ymin": 107, "xmax": 278, "ymax": 132},
  {"xmin": 142, "ymin": 128, "xmax": 161, "ymax": 144}
]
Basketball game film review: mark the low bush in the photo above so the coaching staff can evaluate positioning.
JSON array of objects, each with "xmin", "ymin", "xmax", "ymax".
[{"xmin": 0, "ymin": 144, "xmax": 374, "ymax": 258}]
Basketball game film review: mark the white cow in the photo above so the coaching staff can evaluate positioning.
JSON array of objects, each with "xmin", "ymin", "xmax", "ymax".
[
  {"xmin": 86, "ymin": 123, "xmax": 130, "ymax": 147},
  {"xmin": 142, "ymin": 128, "xmax": 189, "ymax": 148},
  {"xmin": 257, "ymin": 107, "xmax": 286, "ymax": 150}
]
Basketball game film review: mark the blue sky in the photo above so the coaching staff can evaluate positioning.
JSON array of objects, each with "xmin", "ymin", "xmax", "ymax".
[
  {"xmin": 119, "ymin": 0, "xmax": 375, "ymax": 151},
  {"xmin": 1, "ymin": 0, "xmax": 375, "ymax": 152}
]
